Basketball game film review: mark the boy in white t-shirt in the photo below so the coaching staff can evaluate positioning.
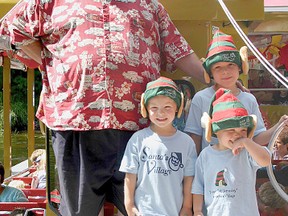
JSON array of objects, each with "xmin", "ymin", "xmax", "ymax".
[
  {"xmin": 120, "ymin": 77, "xmax": 197, "ymax": 216},
  {"xmin": 192, "ymin": 88, "xmax": 271, "ymax": 216}
]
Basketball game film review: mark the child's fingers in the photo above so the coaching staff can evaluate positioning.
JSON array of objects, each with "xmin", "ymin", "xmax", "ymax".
[
  {"xmin": 232, "ymin": 146, "xmax": 243, "ymax": 156},
  {"xmin": 132, "ymin": 207, "xmax": 142, "ymax": 216}
]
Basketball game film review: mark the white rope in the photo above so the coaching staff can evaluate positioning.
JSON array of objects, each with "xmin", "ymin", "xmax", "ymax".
[{"xmin": 217, "ymin": 0, "xmax": 288, "ymax": 89}]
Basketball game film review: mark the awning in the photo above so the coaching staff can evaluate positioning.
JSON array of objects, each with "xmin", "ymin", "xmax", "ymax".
[{"xmin": 264, "ymin": 0, "xmax": 288, "ymax": 12}]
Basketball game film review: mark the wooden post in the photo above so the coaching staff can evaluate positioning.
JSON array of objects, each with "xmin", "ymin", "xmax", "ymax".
[
  {"xmin": 3, "ymin": 56, "xmax": 12, "ymax": 176},
  {"xmin": 27, "ymin": 68, "xmax": 35, "ymax": 164}
]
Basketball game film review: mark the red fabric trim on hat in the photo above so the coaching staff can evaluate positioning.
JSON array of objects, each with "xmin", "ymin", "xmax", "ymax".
[
  {"xmin": 208, "ymin": 35, "xmax": 235, "ymax": 47},
  {"xmin": 206, "ymin": 46, "xmax": 237, "ymax": 58},
  {"xmin": 147, "ymin": 81, "xmax": 178, "ymax": 91},
  {"xmin": 212, "ymin": 108, "xmax": 249, "ymax": 122}
]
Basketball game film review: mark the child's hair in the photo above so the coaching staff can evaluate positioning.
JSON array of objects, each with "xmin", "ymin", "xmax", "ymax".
[
  {"xmin": 29, "ymin": 149, "xmax": 45, "ymax": 164},
  {"xmin": 30, "ymin": 149, "xmax": 46, "ymax": 171},
  {"xmin": 8, "ymin": 180, "xmax": 26, "ymax": 189},
  {"xmin": 38, "ymin": 153, "xmax": 46, "ymax": 171},
  {"xmin": 278, "ymin": 130, "xmax": 288, "ymax": 146},
  {"xmin": 258, "ymin": 181, "xmax": 287, "ymax": 209}
]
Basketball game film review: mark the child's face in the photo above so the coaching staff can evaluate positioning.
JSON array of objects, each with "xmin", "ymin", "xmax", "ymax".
[
  {"xmin": 274, "ymin": 138, "xmax": 288, "ymax": 158},
  {"xmin": 211, "ymin": 62, "xmax": 240, "ymax": 88},
  {"xmin": 147, "ymin": 95, "xmax": 177, "ymax": 129},
  {"xmin": 216, "ymin": 127, "xmax": 248, "ymax": 150}
]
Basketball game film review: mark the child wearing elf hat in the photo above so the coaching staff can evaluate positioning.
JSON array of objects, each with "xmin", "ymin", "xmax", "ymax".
[
  {"xmin": 119, "ymin": 76, "xmax": 197, "ymax": 216},
  {"xmin": 192, "ymin": 88, "xmax": 271, "ymax": 216},
  {"xmin": 184, "ymin": 30, "xmax": 288, "ymax": 155}
]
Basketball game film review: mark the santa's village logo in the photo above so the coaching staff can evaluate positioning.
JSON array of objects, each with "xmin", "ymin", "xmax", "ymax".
[
  {"xmin": 220, "ymin": 53, "xmax": 236, "ymax": 62},
  {"xmin": 163, "ymin": 89, "xmax": 177, "ymax": 100},
  {"xmin": 141, "ymin": 147, "xmax": 184, "ymax": 176},
  {"xmin": 239, "ymin": 118, "xmax": 251, "ymax": 128}
]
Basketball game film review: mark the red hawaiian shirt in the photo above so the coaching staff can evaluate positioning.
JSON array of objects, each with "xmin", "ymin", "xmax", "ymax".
[{"xmin": 0, "ymin": 0, "xmax": 193, "ymax": 131}]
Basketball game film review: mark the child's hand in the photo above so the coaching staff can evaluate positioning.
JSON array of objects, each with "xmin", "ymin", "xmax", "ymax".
[
  {"xmin": 179, "ymin": 206, "xmax": 192, "ymax": 216},
  {"xmin": 231, "ymin": 138, "xmax": 245, "ymax": 156},
  {"xmin": 126, "ymin": 205, "xmax": 142, "ymax": 216},
  {"xmin": 278, "ymin": 114, "xmax": 288, "ymax": 126},
  {"xmin": 193, "ymin": 211, "xmax": 204, "ymax": 216}
]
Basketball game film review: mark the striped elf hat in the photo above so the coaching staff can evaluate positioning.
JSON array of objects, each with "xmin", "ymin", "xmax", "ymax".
[
  {"xmin": 202, "ymin": 30, "xmax": 249, "ymax": 79},
  {"xmin": 201, "ymin": 88, "xmax": 257, "ymax": 142},
  {"xmin": 140, "ymin": 76, "xmax": 184, "ymax": 118}
]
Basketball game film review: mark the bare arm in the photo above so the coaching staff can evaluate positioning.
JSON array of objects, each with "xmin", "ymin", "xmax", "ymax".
[
  {"xmin": 253, "ymin": 115, "xmax": 288, "ymax": 146},
  {"xmin": 192, "ymin": 194, "xmax": 204, "ymax": 216},
  {"xmin": 19, "ymin": 40, "xmax": 43, "ymax": 65},
  {"xmin": 190, "ymin": 133, "xmax": 202, "ymax": 156},
  {"xmin": 180, "ymin": 176, "xmax": 193, "ymax": 216},
  {"xmin": 175, "ymin": 53, "xmax": 208, "ymax": 84},
  {"xmin": 232, "ymin": 138, "xmax": 271, "ymax": 167},
  {"xmin": 124, "ymin": 173, "xmax": 140, "ymax": 216}
]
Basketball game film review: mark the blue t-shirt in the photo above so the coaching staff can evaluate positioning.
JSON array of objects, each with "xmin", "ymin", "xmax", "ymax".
[{"xmin": 0, "ymin": 185, "xmax": 28, "ymax": 202}]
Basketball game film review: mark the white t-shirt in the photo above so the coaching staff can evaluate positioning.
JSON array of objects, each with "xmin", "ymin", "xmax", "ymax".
[
  {"xmin": 192, "ymin": 145, "xmax": 269, "ymax": 216},
  {"xmin": 120, "ymin": 127, "xmax": 197, "ymax": 216}
]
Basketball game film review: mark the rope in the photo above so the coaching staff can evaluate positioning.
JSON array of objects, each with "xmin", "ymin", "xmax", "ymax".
[{"xmin": 217, "ymin": 0, "xmax": 288, "ymax": 89}]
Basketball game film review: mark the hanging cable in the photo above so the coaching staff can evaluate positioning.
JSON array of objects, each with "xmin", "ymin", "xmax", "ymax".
[{"xmin": 217, "ymin": 0, "xmax": 288, "ymax": 89}]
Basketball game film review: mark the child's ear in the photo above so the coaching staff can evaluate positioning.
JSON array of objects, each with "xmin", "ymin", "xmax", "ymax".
[
  {"xmin": 177, "ymin": 92, "xmax": 184, "ymax": 118},
  {"xmin": 201, "ymin": 112, "xmax": 212, "ymax": 142},
  {"xmin": 240, "ymin": 46, "xmax": 249, "ymax": 74},
  {"xmin": 140, "ymin": 93, "xmax": 148, "ymax": 118},
  {"xmin": 204, "ymin": 69, "xmax": 211, "ymax": 84},
  {"xmin": 201, "ymin": 57, "xmax": 211, "ymax": 84},
  {"xmin": 248, "ymin": 115, "xmax": 257, "ymax": 138}
]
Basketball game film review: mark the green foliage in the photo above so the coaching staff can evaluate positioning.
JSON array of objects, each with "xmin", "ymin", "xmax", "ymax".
[
  {"xmin": 0, "ymin": 68, "xmax": 42, "ymax": 132},
  {"xmin": 11, "ymin": 101, "xmax": 28, "ymax": 131}
]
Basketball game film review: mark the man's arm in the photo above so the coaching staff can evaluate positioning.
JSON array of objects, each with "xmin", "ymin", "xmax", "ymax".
[{"xmin": 175, "ymin": 53, "xmax": 209, "ymax": 84}]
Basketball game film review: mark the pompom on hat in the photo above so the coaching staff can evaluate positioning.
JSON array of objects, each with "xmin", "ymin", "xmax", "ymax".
[
  {"xmin": 202, "ymin": 31, "xmax": 249, "ymax": 82},
  {"xmin": 201, "ymin": 88, "xmax": 257, "ymax": 142},
  {"xmin": 140, "ymin": 77, "xmax": 184, "ymax": 118}
]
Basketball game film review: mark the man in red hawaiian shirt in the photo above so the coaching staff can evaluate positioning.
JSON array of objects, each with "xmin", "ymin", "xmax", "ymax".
[{"xmin": 0, "ymin": 1, "xmax": 207, "ymax": 215}]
